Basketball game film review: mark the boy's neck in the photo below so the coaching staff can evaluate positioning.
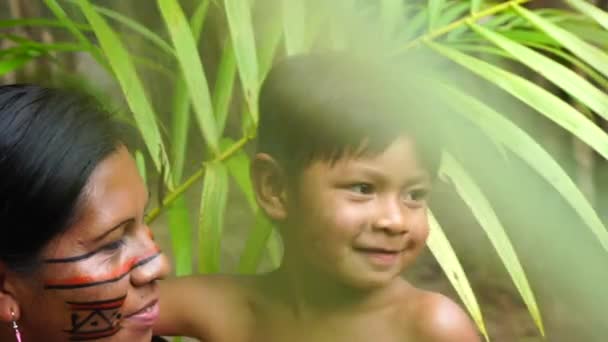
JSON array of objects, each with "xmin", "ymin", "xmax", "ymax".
[{"xmin": 263, "ymin": 256, "xmax": 407, "ymax": 319}]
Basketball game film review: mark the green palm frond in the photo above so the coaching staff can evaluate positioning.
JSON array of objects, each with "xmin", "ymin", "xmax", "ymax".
[{"xmin": 3, "ymin": 0, "xmax": 608, "ymax": 338}]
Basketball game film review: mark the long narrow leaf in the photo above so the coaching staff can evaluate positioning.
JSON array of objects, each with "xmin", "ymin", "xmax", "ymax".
[
  {"xmin": 45, "ymin": 0, "xmax": 107, "ymax": 68},
  {"xmin": 223, "ymin": 0, "xmax": 260, "ymax": 123},
  {"xmin": 427, "ymin": 211, "xmax": 488, "ymax": 341},
  {"xmin": 469, "ymin": 22, "xmax": 608, "ymax": 119},
  {"xmin": 428, "ymin": 0, "xmax": 445, "ymax": 30},
  {"xmin": 257, "ymin": 8, "xmax": 283, "ymax": 80},
  {"xmin": 134, "ymin": 150, "xmax": 147, "ymax": 185},
  {"xmin": 437, "ymin": 2, "xmax": 470, "ymax": 28},
  {"xmin": 221, "ymin": 138, "xmax": 282, "ymax": 271},
  {"xmin": 437, "ymin": 82, "xmax": 608, "ymax": 255},
  {"xmin": 429, "ymin": 43, "xmax": 608, "ymax": 162},
  {"xmin": 170, "ymin": 79, "xmax": 190, "ymax": 184},
  {"xmin": 440, "ymin": 153, "xmax": 544, "ymax": 336},
  {"xmin": 237, "ymin": 211, "xmax": 275, "ymax": 273},
  {"xmin": 222, "ymin": 138, "xmax": 256, "ymax": 210},
  {"xmin": 283, "ymin": 0, "xmax": 307, "ymax": 55},
  {"xmin": 0, "ymin": 18, "xmax": 90, "ymax": 30},
  {"xmin": 565, "ymin": 0, "xmax": 608, "ymax": 31},
  {"xmin": 198, "ymin": 162, "xmax": 229, "ymax": 273},
  {"xmin": 158, "ymin": 0, "xmax": 220, "ymax": 155},
  {"xmin": 557, "ymin": 21, "xmax": 608, "ymax": 48},
  {"xmin": 90, "ymin": 3, "xmax": 175, "ymax": 57},
  {"xmin": 168, "ymin": 195, "xmax": 193, "ymax": 276},
  {"xmin": 512, "ymin": 3, "xmax": 608, "ymax": 78},
  {"xmin": 0, "ymin": 56, "xmax": 34, "ymax": 76},
  {"xmin": 77, "ymin": 0, "xmax": 172, "ymax": 185},
  {"xmin": 170, "ymin": 0, "xmax": 211, "ymax": 183},
  {"xmin": 471, "ymin": 0, "xmax": 482, "ymax": 13},
  {"xmin": 213, "ymin": 40, "xmax": 237, "ymax": 134}
]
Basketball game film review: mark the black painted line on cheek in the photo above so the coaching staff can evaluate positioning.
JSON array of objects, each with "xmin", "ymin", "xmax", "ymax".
[
  {"xmin": 44, "ymin": 248, "xmax": 104, "ymax": 264},
  {"xmin": 44, "ymin": 251, "xmax": 161, "ymax": 290},
  {"xmin": 63, "ymin": 295, "xmax": 126, "ymax": 341}
]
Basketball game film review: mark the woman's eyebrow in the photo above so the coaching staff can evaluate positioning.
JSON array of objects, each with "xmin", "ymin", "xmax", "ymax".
[
  {"xmin": 92, "ymin": 218, "xmax": 133, "ymax": 243},
  {"xmin": 43, "ymin": 219, "xmax": 134, "ymax": 264}
]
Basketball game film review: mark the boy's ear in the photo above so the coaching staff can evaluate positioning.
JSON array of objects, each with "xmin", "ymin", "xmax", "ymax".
[
  {"xmin": 0, "ymin": 262, "xmax": 20, "ymax": 323},
  {"xmin": 251, "ymin": 153, "xmax": 289, "ymax": 221}
]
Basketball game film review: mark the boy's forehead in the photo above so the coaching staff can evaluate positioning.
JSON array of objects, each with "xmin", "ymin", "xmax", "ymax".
[{"xmin": 315, "ymin": 136, "xmax": 429, "ymax": 176}]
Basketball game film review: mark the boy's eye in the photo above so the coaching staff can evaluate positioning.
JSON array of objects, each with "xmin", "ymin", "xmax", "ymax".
[
  {"xmin": 349, "ymin": 183, "xmax": 375, "ymax": 195},
  {"xmin": 403, "ymin": 188, "xmax": 429, "ymax": 203}
]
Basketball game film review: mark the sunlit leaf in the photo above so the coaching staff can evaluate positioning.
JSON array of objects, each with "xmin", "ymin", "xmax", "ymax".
[
  {"xmin": 167, "ymin": 195, "xmax": 193, "ymax": 276},
  {"xmin": 76, "ymin": 0, "xmax": 172, "ymax": 186},
  {"xmin": 170, "ymin": 0, "xmax": 211, "ymax": 183},
  {"xmin": 469, "ymin": 22, "xmax": 608, "ymax": 119},
  {"xmin": 158, "ymin": 0, "xmax": 220, "ymax": 155},
  {"xmin": 565, "ymin": 0, "xmax": 608, "ymax": 31},
  {"xmin": 223, "ymin": 0, "xmax": 260, "ymax": 123},
  {"xmin": 440, "ymin": 153, "xmax": 544, "ymax": 336},
  {"xmin": 437, "ymin": 82, "xmax": 608, "ymax": 255},
  {"xmin": 213, "ymin": 40, "xmax": 237, "ymax": 134},
  {"xmin": 45, "ymin": 0, "xmax": 106, "ymax": 68},
  {"xmin": 429, "ymin": 43, "xmax": 608, "ymax": 162},
  {"xmin": 513, "ymin": 3, "xmax": 608, "ymax": 78},
  {"xmin": 427, "ymin": 211, "xmax": 489, "ymax": 341},
  {"xmin": 428, "ymin": 0, "xmax": 445, "ymax": 30},
  {"xmin": 198, "ymin": 162, "xmax": 229, "ymax": 273}
]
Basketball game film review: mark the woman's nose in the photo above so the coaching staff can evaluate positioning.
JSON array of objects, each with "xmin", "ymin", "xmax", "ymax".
[{"xmin": 130, "ymin": 226, "xmax": 171, "ymax": 286}]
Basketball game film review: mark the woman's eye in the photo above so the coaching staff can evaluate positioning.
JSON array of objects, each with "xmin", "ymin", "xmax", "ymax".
[
  {"xmin": 349, "ymin": 183, "xmax": 375, "ymax": 195},
  {"xmin": 102, "ymin": 239, "xmax": 125, "ymax": 252}
]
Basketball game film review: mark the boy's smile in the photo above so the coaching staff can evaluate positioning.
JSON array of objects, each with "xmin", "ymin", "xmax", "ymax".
[{"xmin": 282, "ymin": 136, "xmax": 431, "ymax": 289}]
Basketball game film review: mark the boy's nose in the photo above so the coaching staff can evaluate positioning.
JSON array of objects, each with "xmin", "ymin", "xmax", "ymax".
[{"xmin": 372, "ymin": 199, "xmax": 408, "ymax": 235}]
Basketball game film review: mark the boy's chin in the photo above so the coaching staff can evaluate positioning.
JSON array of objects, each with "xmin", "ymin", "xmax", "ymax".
[{"xmin": 338, "ymin": 268, "xmax": 404, "ymax": 290}]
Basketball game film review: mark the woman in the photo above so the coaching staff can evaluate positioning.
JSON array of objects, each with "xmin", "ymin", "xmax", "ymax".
[{"xmin": 0, "ymin": 84, "xmax": 170, "ymax": 341}]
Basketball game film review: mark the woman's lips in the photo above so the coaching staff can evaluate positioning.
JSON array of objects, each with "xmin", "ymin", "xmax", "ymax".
[{"xmin": 123, "ymin": 300, "xmax": 160, "ymax": 328}]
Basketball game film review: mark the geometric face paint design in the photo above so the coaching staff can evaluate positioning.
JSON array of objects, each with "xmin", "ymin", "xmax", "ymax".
[
  {"xmin": 63, "ymin": 296, "xmax": 125, "ymax": 341},
  {"xmin": 43, "ymin": 248, "xmax": 161, "ymax": 290}
]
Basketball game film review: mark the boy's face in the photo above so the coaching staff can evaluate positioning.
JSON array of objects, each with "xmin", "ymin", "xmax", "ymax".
[{"xmin": 283, "ymin": 136, "xmax": 431, "ymax": 288}]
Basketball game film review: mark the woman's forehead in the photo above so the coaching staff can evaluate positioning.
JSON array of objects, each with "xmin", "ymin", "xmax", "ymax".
[{"xmin": 47, "ymin": 148, "xmax": 147, "ymax": 252}]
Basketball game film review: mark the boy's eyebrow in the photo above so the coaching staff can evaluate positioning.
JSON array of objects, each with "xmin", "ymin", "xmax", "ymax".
[{"xmin": 348, "ymin": 164, "xmax": 430, "ymax": 185}]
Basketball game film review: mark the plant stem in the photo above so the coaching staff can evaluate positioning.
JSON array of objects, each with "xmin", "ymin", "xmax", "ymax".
[
  {"xmin": 145, "ymin": 134, "xmax": 254, "ymax": 223},
  {"xmin": 397, "ymin": 0, "xmax": 532, "ymax": 53}
]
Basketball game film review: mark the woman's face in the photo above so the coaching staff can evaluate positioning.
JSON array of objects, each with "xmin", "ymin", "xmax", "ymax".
[{"xmin": 6, "ymin": 146, "xmax": 170, "ymax": 341}]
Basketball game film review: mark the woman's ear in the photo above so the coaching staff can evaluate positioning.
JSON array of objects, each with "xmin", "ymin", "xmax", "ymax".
[
  {"xmin": 251, "ymin": 153, "xmax": 289, "ymax": 221},
  {"xmin": 0, "ymin": 263, "xmax": 20, "ymax": 323}
]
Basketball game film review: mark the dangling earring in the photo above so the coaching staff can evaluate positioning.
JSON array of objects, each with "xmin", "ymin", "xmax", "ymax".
[{"xmin": 10, "ymin": 310, "xmax": 22, "ymax": 342}]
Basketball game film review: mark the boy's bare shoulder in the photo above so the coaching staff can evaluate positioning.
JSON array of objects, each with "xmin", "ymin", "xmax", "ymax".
[
  {"xmin": 157, "ymin": 274, "xmax": 258, "ymax": 340},
  {"xmin": 398, "ymin": 286, "xmax": 481, "ymax": 342}
]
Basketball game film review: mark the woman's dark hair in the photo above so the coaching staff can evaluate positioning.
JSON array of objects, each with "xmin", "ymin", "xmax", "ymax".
[{"xmin": 0, "ymin": 84, "xmax": 130, "ymax": 272}]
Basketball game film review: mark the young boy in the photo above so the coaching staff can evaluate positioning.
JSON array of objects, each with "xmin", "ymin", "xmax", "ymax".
[{"xmin": 155, "ymin": 54, "xmax": 480, "ymax": 341}]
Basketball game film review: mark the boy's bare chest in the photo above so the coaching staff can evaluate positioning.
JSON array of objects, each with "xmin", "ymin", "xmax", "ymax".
[{"xmin": 247, "ymin": 307, "xmax": 416, "ymax": 342}]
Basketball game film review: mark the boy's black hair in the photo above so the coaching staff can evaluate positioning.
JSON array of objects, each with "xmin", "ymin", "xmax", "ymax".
[
  {"xmin": 257, "ymin": 53, "xmax": 441, "ymax": 178},
  {"xmin": 0, "ymin": 84, "xmax": 134, "ymax": 272}
]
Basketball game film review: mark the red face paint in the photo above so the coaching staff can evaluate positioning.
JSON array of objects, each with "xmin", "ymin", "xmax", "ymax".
[
  {"xmin": 146, "ymin": 227, "xmax": 155, "ymax": 241},
  {"xmin": 44, "ymin": 247, "xmax": 161, "ymax": 290}
]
